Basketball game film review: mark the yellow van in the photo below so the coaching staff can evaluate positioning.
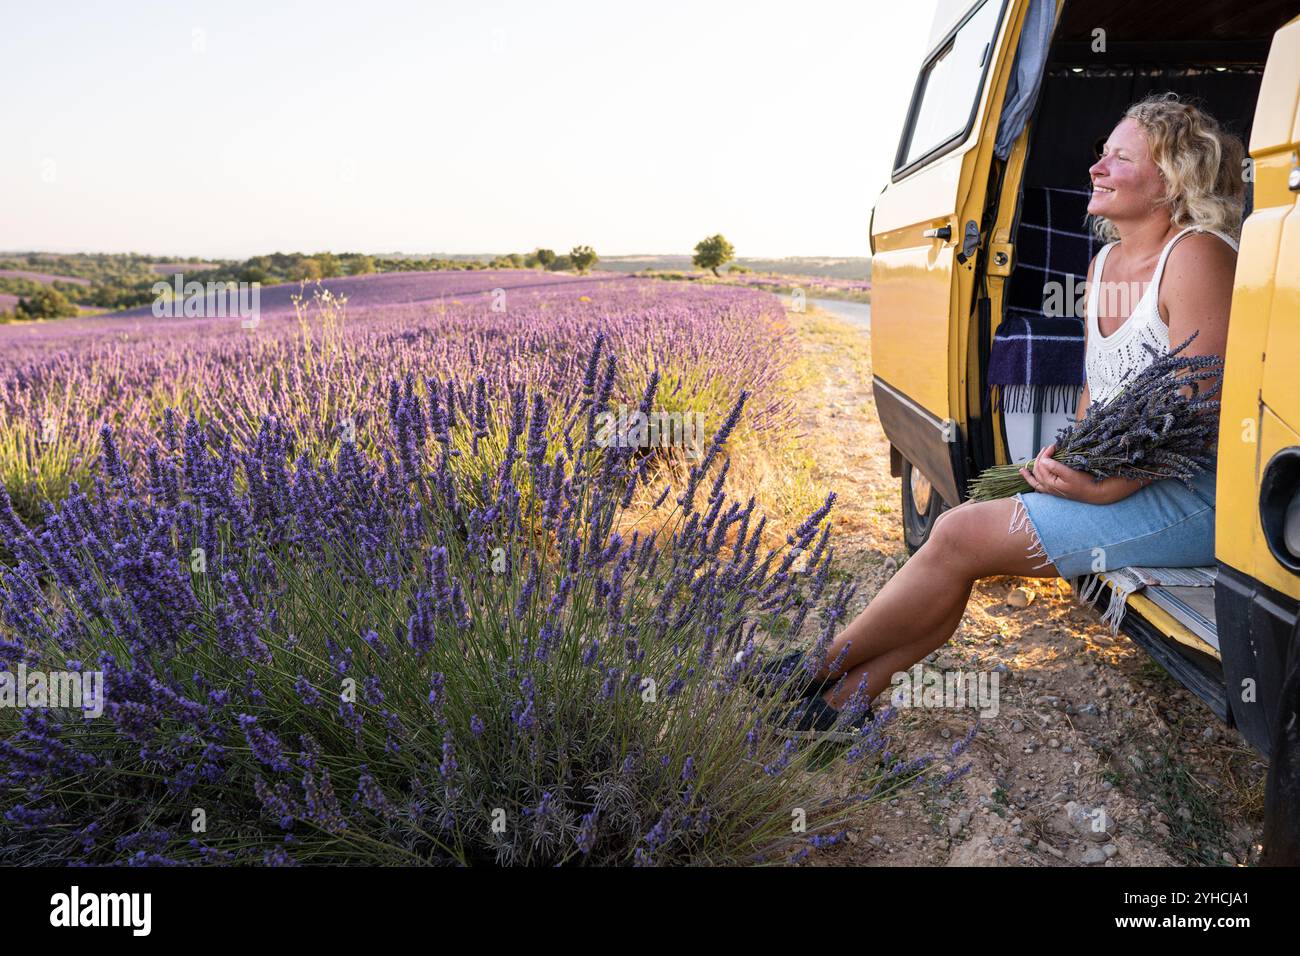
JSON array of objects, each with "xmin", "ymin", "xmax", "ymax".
[{"xmin": 869, "ymin": 0, "xmax": 1300, "ymax": 861}]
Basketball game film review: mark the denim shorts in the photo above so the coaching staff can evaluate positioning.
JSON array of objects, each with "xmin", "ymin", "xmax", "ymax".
[{"xmin": 1008, "ymin": 465, "xmax": 1217, "ymax": 631}]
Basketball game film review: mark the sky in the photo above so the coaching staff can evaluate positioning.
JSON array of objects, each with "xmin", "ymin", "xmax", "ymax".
[{"xmin": 0, "ymin": 0, "xmax": 938, "ymax": 259}]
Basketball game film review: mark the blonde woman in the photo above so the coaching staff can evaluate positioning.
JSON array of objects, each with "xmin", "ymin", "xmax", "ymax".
[{"xmin": 772, "ymin": 94, "xmax": 1246, "ymax": 736}]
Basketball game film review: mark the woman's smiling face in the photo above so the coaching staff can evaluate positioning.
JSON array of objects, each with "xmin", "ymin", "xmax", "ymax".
[{"xmin": 1087, "ymin": 117, "xmax": 1166, "ymax": 221}]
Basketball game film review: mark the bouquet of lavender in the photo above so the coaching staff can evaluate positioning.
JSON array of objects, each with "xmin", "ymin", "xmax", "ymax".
[{"xmin": 968, "ymin": 332, "xmax": 1223, "ymax": 501}]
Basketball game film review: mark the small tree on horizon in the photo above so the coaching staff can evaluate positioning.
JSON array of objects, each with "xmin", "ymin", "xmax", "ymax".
[
  {"xmin": 570, "ymin": 245, "xmax": 597, "ymax": 275},
  {"xmin": 693, "ymin": 234, "xmax": 735, "ymax": 277},
  {"xmin": 534, "ymin": 248, "xmax": 556, "ymax": 269},
  {"xmin": 16, "ymin": 286, "xmax": 78, "ymax": 320}
]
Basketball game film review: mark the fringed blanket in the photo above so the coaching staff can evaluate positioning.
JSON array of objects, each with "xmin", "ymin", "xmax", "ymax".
[
  {"xmin": 989, "ymin": 185, "xmax": 1098, "ymax": 416},
  {"xmin": 1070, "ymin": 566, "xmax": 1217, "ymax": 637},
  {"xmin": 987, "ymin": 309, "xmax": 1086, "ymax": 414}
]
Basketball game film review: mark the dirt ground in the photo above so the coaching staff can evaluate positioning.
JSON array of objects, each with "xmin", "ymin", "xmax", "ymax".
[{"xmin": 791, "ymin": 307, "xmax": 1267, "ymax": 868}]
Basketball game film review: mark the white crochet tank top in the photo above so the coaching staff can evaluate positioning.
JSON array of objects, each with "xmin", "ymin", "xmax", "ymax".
[{"xmin": 1085, "ymin": 226, "xmax": 1238, "ymax": 405}]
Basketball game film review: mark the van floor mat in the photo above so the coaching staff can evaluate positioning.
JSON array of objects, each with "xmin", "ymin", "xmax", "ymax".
[
  {"xmin": 1074, "ymin": 567, "xmax": 1220, "ymax": 650},
  {"xmin": 1118, "ymin": 566, "xmax": 1217, "ymax": 588}
]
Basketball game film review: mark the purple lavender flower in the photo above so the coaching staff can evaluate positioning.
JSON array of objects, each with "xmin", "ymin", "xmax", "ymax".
[
  {"xmin": 439, "ymin": 730, "xmax": 457, "ymax": 779},
  {"xmin": 239, "ymin": 715, "xmax": 290, "ymax": 773}
]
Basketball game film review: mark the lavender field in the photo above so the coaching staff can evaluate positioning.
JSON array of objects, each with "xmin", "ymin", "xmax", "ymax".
[
  {"xmin": 0, "ymin": 270, "xmax": 944, "ymax": 866},
  {"xmin": 0, "ymin": 271, "xmax": 797, "ymax": 523}
]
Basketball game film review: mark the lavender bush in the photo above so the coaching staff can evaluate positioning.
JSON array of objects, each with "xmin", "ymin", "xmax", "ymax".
[
  {"xmin": 969, "ymin": 333, "xmax": 1223, "ymax": 501},
  {"xmin": 0, "ymin": 338, "xmax": 972, "ymax": 865}
]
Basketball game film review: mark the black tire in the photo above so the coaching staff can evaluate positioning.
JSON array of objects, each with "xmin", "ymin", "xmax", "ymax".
[{"xmin": 901, "ymin": 458, "xmax": 948, "ymax": 554}]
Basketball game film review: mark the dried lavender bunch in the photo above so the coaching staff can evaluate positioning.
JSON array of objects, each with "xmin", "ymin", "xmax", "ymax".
[{"xmin": 969, "ymin": 332, "xmax": 1223, "ymax": 501}]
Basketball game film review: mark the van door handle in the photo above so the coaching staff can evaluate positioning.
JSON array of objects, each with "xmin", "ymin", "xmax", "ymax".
[
  {"xmin": 955, "ymin": 220, "xmax": 981, "ymax": 264},
  {"xmin": 923, "ymin": 226, "xmax": 952, "ymax": 241}
]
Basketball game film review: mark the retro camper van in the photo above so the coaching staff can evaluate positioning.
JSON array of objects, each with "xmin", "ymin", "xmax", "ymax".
[{"xmin": 869, "ymin": 0, "xmax": 1300, "ymax": 859}]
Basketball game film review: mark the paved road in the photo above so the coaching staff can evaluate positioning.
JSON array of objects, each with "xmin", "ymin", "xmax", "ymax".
[{"xmin": 806, "ymin": 296, "xmax": 870, "ymax": 330}]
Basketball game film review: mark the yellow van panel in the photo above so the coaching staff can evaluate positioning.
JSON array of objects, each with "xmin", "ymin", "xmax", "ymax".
[
  {"xmin": 1215, "ymin": 207, "xmax": 1280, "ymax": 575},
  {"xmin": 872, "ymin": 152, "xmax": 965, "ymax": 237},
  {"xmin": 1259, "ymin": 204, "xmax": 1300, "ymax": 433},
  {"xmin": 1254, "ymin": 17, "xmax": 1300, "ymax": 437},
  {"xmin": 1217, "ymin": 11, "xmax": 1299, "ymax": 598},
  {"xmin": 871, "ymin": 148, "xmax": 968, "ymax": 420},
  {"xmin": 1250, "ymin": 15, "xmax": 1300, "ymax": 155},
  {"xmin": 871, "ymin": 243, "xmax": 956, "ymax": 416}
]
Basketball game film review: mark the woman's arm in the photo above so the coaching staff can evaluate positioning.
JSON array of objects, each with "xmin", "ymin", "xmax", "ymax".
[
  {"xmin": 1160, "ymin": 232, "xmax": 1236, "ymax": 398},
  {"xmin": 1098, "ymin": 474, "xmax": 1150, "ymax": 502}
]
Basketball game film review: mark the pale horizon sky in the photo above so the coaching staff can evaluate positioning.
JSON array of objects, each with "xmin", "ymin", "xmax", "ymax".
[{"xmin": 0, "ymin": 0, "xmax": 938, "ymax": 260}]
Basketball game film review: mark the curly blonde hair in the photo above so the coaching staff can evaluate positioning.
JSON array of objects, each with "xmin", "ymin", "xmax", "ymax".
[{"xmin": 1091, "ymin": 93, "xmax": 1246, "ymax": 242}]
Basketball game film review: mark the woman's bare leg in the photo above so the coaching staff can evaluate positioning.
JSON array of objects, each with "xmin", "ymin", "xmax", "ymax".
[{"xmin": 816, "ymin": 496, "xmax": 1060, "ymax": 707}]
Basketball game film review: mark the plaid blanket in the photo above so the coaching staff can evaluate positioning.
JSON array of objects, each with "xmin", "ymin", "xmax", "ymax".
[
  {"xmin": 988, "ymin": 186, "xmax": 1096, "ymax": 415},
  {"xmin": 988, "ymin": 309, "xmax": 1085, "ymax": 413}
]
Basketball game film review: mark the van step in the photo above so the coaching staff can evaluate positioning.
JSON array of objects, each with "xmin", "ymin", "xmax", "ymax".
[
  {"xmin": 1095, "ymin": 565, "xmax": 1219, "ymax": 652},
  {"xmin": 1144, "ymin": 584, "xmax": 1219, "ymax": 650}
]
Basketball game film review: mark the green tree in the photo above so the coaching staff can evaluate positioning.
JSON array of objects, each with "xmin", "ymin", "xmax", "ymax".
[
  {"xmin": 15, "ymin": 286, "xmax": 78, "ymax": 320},
  {"xmin": 294, "ymin": 258, "xmax": 324, "ymax": 281},
  {"xmin": 534, "ymin": 248, "xmax": 556, "ymax": 269},
  {"xmin": 570, "ymin": 245, "xmax": 597, "ymax": 275},
  {"xmin": 349, "ymin": 255, "xmax": 376, "ymax": 276},
  {"xmin": 692, "ymin": 234, "xmax": 735, "ymax": 277},
  {"xmin": 316, "ymin": 252, "xmax": 342, "ymax": 278}
]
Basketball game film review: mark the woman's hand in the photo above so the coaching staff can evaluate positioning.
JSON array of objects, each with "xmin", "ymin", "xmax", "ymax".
[{"xmin": 1020, "ymin": 443, "xmax": 1108, "ymax": 504}]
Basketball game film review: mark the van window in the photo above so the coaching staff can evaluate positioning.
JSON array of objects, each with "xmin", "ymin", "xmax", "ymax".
[{"xmin": 895, "ymin": 0, "xmax": 1005, "ymax": 175}]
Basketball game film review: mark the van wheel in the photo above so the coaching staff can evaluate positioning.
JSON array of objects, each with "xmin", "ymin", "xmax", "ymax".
[{"xmin": 901, "ymin": 459, "xmax": 947, "ymax": 554}]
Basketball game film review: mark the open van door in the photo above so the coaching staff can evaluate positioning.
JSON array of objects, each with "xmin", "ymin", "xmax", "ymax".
[{"xmin": 870, "ymin": 0, "xmax": 1034, "ymax": 523}]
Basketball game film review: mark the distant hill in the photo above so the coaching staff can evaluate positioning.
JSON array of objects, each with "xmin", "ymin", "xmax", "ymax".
[{"xmin": 593, "ymin": 255, "xmax": 871, "ymax": 280}]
